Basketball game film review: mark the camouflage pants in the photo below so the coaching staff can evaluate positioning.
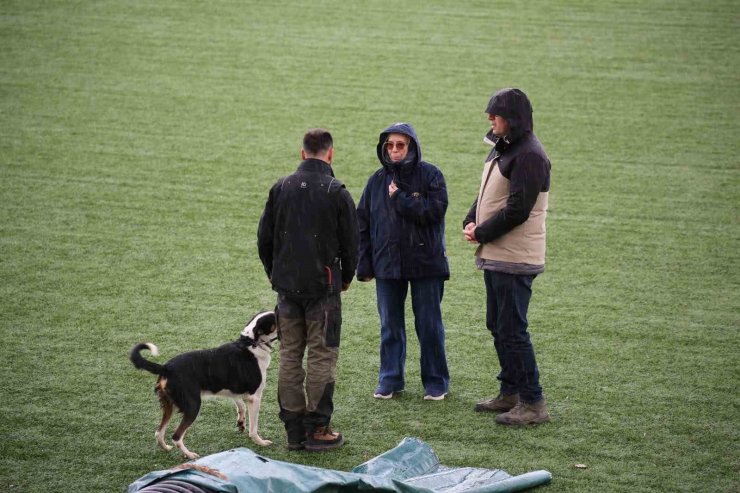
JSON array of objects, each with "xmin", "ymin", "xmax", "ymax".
[{"xmin": 276, "ymin": 292, "xmax": 341, "ymax": 440}]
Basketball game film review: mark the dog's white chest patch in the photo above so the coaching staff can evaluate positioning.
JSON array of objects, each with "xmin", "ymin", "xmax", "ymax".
[{"xmin": 202, "ymin": 389, "xmax": 245, "ymax": 399}]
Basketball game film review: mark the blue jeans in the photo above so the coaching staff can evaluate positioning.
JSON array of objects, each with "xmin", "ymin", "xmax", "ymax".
[
  {"xmin": 375, "ymin": 278, "xmax": 449, "ymax": 395},
  {"xmin": 484, "ymin": 271, "xmax": 543, "ymax": 403}
]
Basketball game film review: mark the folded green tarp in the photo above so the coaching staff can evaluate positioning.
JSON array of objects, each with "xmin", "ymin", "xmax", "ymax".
[{"xmin": 128, "ymin": 437, "xmax": 551, "ymax": 492}]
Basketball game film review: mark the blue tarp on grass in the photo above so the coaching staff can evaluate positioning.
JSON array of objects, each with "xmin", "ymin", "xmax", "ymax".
[{"xmin": 128, "ymin": 437, "xmax": 552, "ymax": 492}]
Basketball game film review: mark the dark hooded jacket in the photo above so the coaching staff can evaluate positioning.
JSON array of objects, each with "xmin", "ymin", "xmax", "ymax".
[
  {"xmin": 464, "ymin": 88, "xmax": 551, "ymax": 274},
  {"xmin": 258, "ymin": 158, "xmax": 359, "ymax": 297},
  {"xmin": 357, "ymin": 123, "xmax": 449, "ymax": 280}
]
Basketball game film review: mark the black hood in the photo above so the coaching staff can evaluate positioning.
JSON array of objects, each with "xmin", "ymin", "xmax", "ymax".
[
  {"xmin": 376, "ymin": 122, "xmax": 421, "ymax": 172},
  {"xmin": 484, "ymin": 88, "xmax": 534, "ymax": 146}
]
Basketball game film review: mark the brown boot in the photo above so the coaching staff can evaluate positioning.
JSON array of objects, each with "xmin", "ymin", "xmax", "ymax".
[
  {"xmin": 495, "ymin": 398, "xmax": 550, "ymax": 426},
  {"xmin": 304, "ymin": 426, "xmax": 344, "ymax": 451},
  {"xmin": 474, "ymin": 393, "xmax": 519, "ymax": 413}
]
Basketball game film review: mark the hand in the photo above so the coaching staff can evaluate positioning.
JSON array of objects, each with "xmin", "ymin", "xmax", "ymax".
[
  {"xmin": 342, "ymin": 282, "xmax": 351, "ymax": 292},
  {"xmin": 388, "ymin": 181, "xmax": 398, "ymax": 197},
  {"xmin": 463, "ymin": 222, "xmax": 478, "ymax": 243}
]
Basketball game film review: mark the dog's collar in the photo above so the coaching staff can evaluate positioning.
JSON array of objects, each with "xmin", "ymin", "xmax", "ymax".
[
  {"xmin": 259, "ymin": 336, "xmax": 279, "ymax": 352},
  {"xmin": 240, "ymin": 335, "xmax": 257, "ymax": 347},
  {"xmin": 241, "ymin": 334, "xmax": 278, "ymax": 352}
]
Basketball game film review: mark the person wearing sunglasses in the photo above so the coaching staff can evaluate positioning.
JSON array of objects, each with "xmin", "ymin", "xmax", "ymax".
[{"xmin": 357, "ymin": 122, "xmax": 450, "ymax": 401}]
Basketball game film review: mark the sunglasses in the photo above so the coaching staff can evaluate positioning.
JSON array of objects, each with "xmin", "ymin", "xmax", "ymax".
[{"xmin": 385, "ymin": 141, "xmax": 408, "ymax": 151}]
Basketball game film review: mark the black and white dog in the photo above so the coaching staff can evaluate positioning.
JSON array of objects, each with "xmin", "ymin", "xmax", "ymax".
[{"xmin": 129, "ymin": 311, "xmax": 277, "ymax": 459}]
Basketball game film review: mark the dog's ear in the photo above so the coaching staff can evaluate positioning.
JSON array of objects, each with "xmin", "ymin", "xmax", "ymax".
[
  {"xmin": 253, "ymin": 311, "xmax": 277, "ymax": 337},
  {"xmin": 266, "ymin": 311, "xmax": 277, "ymax": 334},
  {"xmin": 272, "ymin": 307, "xmax": 280, "ymax": 340}
]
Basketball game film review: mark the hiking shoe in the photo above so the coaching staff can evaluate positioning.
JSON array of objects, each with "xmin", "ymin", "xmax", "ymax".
[
  {"xmin": 304, "ymin": 426, "xmax": 344, "ymax": 451},
  {"xmin": 495, "ymin": 398, "xmax": 550, "ymax": 426},
  {"xmin": 423, "ymin": 392, "xmax": 447, "ymax": 401},
  {"xmin": 373, "ymin": 387, "xmax": 403, "ymax": 399},
  {"xmin": 475, "ymin": 393, "xmax": 519, "ymax": 413}
]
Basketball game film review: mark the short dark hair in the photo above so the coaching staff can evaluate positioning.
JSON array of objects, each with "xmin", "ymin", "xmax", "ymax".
[{"xmin": 302, "ymin": 128, "xmax": 333, "ymax": 156}]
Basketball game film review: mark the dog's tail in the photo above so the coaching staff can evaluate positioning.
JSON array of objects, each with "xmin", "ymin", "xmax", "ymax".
[{"xmin": 129, "ymin": 343, "xmax": 164, "ymax": 375}]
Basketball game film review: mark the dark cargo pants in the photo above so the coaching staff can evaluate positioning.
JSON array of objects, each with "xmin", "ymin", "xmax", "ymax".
[{"xmin": 277, "ymin": 292, "xmax": 341, "ymax": 443}]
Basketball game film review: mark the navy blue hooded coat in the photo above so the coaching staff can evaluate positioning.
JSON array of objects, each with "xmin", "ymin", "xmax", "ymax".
[{"xmin": 357, "ymin": 123, "xmax": 450, "ymax": 280}]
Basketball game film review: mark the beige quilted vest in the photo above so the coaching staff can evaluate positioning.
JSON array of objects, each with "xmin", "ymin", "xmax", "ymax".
[{"xmin": 475, "ymin": 160, "xmax": 548, "ymax": 266}]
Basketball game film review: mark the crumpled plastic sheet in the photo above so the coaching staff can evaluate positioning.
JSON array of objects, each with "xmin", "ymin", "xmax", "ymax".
[{"xmin": 128, "ymin": 437, "xmax": 552, "ymax": 493}]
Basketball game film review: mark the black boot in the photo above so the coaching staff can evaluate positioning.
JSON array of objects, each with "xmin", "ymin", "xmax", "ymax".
[{"xmin": 283, "ymin": 417, "xmax": 306, "ymax": 451}]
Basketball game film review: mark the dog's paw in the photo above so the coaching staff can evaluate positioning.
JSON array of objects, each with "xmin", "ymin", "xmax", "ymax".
[
  {"xmin": 237, "ymin": 421, "xmax": 246, "ymax": 433},
  {"xmin": 174, "ymin": 440, "xmax": 200, "ymax": 460},
  {"xmin": 156, "ymin": 435, "xmax": 173, "ymax": 452},
  {"xmin": 250, "ymin": 434, "xmax": 272, "ymax": 446}
]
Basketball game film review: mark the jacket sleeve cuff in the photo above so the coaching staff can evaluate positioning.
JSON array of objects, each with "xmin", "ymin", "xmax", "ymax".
[{"xmin": 356, "ymin": 256, "xmax": 373, "ymax": 278}]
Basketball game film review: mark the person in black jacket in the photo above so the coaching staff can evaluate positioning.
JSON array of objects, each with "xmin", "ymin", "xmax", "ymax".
[
  {"xmin": 463, "ymin": 88, "xmax": 551, "ymax": 425},
  {"xmin": 357, "ymin": 122, "xmax": 450, "ymax": 401},
  {"xmin": 257, "ymin": 129, "xmax": 359, "ymax": 450}
]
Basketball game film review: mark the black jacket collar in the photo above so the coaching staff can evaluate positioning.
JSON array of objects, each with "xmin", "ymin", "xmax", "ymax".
[{"xmin": 297, "ymin": 158, "xmax": 334, "ymax": 177}]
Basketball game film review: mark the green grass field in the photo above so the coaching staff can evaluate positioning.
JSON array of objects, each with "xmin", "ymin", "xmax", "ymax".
[{"xmin": 1, "ymin": 1, "xmax": 738, "ymax": 491}]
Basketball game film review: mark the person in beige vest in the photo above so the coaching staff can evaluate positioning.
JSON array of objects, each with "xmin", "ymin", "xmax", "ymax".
[{"xmin": 463, "ymin": 88, "xmax": 551, "ymax": 425}]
